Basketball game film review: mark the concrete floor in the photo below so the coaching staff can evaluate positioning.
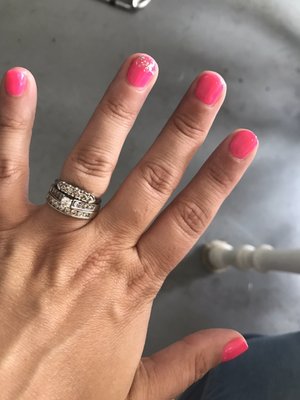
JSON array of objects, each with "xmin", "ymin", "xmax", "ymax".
[{"xmin": 1, "ymin": 0, "xmax": 300, "ymax": 356}]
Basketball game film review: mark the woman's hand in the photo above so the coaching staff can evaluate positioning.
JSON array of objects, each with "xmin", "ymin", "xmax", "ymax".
[{"xmin": 0, "ymin": 54, "xmax": 258, "ymax": 400}]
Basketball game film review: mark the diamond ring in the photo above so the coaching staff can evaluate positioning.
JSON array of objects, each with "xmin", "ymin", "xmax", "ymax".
[{"xmin": 46, "ymin": 179, "xmax": 101, "ymax": 220}]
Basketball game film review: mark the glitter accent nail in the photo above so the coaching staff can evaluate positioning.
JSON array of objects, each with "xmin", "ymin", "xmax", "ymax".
[{"xmin": 127, "ymin": 55, "xmax": 157, "ymax": 88}]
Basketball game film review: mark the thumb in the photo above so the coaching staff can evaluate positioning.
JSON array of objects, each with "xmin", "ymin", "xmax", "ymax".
[{"xmin": 129, "ymin": 329, "xmax": 248, "ymax": 400}]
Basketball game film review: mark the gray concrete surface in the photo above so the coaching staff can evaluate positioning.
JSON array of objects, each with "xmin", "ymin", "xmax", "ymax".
[{"xmin": 0, "ymin": 0, "xmax": 300, "ymax": 356}]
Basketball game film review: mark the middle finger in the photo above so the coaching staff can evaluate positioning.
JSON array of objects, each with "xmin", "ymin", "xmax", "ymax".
[
  {"xmin": 99, "ymin": 71, "xmax": 226, "ymax": 241},
  {"xmin": 42, "ymin": 53, "xmax": 158, "ymax": 228},
  {"xmin": 60, "ymin": 53, "xmax": 158, "ymax": 198}
]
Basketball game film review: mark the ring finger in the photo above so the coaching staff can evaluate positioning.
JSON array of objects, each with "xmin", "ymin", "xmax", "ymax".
[{"xmin": 43, "ymin": 53, "xmax": 158, "ymax": 227}]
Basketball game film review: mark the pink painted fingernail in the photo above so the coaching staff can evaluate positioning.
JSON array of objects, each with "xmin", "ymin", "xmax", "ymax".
[
  {"xmin": 194, "ymin": 71, "xmax": 225, "ymax": 105},
  {"xmin": 4, "ymin": 68, "xmax": 27, "ymax": 96},
  {"xmin": 222, "ymin": 337, "xmax": 249, "ymax": 363},
  {"xmin": 229, "ymin": 129, "xmax": 258, "ymax": 159},
  {"xmin": 127, "ymin": 55, "xmax": 157, "ymax": 88}
]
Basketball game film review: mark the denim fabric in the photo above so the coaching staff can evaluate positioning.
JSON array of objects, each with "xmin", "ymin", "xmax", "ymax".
[{"xmin": 179, "ymin": 332, "xmax": 300, "ymax": 400}]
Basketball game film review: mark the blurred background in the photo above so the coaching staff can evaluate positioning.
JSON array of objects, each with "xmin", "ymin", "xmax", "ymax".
[{"xmin": 1, "ymin": 0, "xmax": 300, "ymax": 355}]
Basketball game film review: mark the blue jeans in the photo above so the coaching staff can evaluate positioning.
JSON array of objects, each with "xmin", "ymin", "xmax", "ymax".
[{"xmin": 179, "ymin": 332, "xmax": 300, "ymax": 400}]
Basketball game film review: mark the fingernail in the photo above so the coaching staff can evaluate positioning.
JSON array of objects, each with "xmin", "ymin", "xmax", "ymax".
[
  {"xmin": 229, "ymin": 129, "xmax": 258, "ymax": 159},
  {"xmin": 127, "ymin": 55, "xmax": 157, "ymax": 88},
  {"xmin": 194, "ymin": 71, "xmax": 225, "ymax": 105},
  {"xmin": 222, "ymin": 337, "xmax": 249, "ymax": 363},
  {"xmin": 4, "ymin": 68, "xmax": 27, "ymax": 96}
]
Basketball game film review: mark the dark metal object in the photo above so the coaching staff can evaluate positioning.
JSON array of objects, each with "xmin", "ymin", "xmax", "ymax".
[{"xmin": 104, "ymin": 0, "xmax": 152, "ymax": 10}]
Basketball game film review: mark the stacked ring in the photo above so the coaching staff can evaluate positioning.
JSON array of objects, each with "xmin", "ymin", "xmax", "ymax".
[{"xmin": 46, "ymin": 179, "xmax": 101, "ymax": 220}]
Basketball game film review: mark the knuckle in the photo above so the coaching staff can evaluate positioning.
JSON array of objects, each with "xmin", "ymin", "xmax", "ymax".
[
  {"xmin": 182, "ymin": 337, "xmax": 209, "ymax": 385},
  {"xmin": 72, "ymin": 247, "xmax": 123, "ymax": 289},
  {"xmin": 206, "ymin": 163, "xmax": 235, "ymax": 196},
  {"xmin": 126, "ymin": 249, "xmax": 162, "ymax": 303},
  {"xmin": 173, "ymin": 200, "xmax": 213, "ymax": 236},
  {"xmin": 101, "ymin": 97, "xmax": 136, "ymax": 128},
  {"xmin": 140, "ymin": 161, "xmax": 176, "ymax": 196},
  {"xmin": 126, "ymin": 264, "xmax": 158, "ymax": 303},
  {"xmin": 0, "ymin": 113, "xmax": 28, "ymax": 132},
  {"xmin": 193, "ymin": 351, "xmax": 209, "ymax": 382},
  {"xmin": 70, "ymin": 147, "xmax": 114, "ymax": 178},
  {"xmin": 0, "ymin": 158, "xmax": 25, "ymax": 181},
  {"xmin": 172, "ymin": 112, "xmax": 204, "ymax": 141}
]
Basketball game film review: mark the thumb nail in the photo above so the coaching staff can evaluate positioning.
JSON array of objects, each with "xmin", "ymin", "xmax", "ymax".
[{"xmin": 222, "ymin": 337, "xmax": 249, "ymax": 362}]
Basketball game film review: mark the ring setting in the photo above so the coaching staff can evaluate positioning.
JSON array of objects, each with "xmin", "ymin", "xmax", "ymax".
[{"xmin": 46, "ymin": 179, "xmax": 101, "ymax": 220}]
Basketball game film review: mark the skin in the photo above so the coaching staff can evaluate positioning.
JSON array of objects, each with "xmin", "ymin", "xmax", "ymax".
[{"xmin": 0, "ymin": 53, "xmax": 258, "ymax": 400}]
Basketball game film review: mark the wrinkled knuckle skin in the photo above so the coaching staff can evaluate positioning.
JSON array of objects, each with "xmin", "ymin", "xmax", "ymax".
[
  {"xmin": 140, "ymin": 161, "xmax": 175, "ymax": 196},
  {"xmin": 101, "ymin": 97, "xmax": 136, "ymax": 128},
  {"xmin": 126, "ymin": 265, "xmax": 158, "ymax": 304},
  {"xmin": 206, "ymin": 164, "xmax": 235, "ymax": 196},
  {"xmin": 70, "ymin": 148, "xmax": 114, "ymax": 178},
  {"xmin": 126, "ymin": 255, "xmax": 162, "ymax": 304},
  {"xmin": 182, "ymin": 337, "xmax": 209, "ymax": 385},
  {"xmin": 193, "ymin": 351, "xmax": 209, "ymax": 383},
  {"xmin": 174, "ymin": 200, "xmax": 213, "ymax": 236},
  {"xmin": 0, "ymin": 113, "xmax": 29, "ymax": 132},
  {"xmin": 127, "ymin": 360, "xmax": 151, "ymax": 400},
  {"xmin": 172, "ymin": 112, "xmax": 204, "ymax": 141},
  {"xmin": 0, "ymin": 158, "xmax": 25, "ymax": 181}
]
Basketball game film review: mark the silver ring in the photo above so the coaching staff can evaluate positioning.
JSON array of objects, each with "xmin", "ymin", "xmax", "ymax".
[
  {"xmin": 104, "ymin": 0, "xmax": 152, "ymax": 10},
  {"xmin": 46, "ymin": 179, "xmax": 101, "ymax": 220}
]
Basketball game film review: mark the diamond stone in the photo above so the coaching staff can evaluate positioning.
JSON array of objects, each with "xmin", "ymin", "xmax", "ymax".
[{"xmin": 61, "ymin": 196, "xmax": 72, "ymax": 208}]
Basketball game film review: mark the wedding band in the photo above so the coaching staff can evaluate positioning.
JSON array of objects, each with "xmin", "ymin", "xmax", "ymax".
[
  {"xmin": 55, "ymin": 179, "xmax": 100, "ymax": 204},
  {"xmin": 46, "ymin": 179, "xmax": 101, "ymax": 220}
]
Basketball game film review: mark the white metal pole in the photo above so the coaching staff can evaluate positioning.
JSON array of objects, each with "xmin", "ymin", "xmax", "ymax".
[{"xmin": 202, "ymin": 240, "xmax": 300, "ymax": 274}]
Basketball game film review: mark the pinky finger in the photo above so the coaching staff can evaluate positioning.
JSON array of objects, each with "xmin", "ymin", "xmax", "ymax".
[{"xmin": 136, "ymin": 129, "xmax": 259, "ymax": 279}]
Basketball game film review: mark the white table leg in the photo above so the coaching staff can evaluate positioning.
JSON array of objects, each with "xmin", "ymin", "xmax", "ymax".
[{"xmin": 202, "ymin": 240, "xmax": 300, "ymax": 274}]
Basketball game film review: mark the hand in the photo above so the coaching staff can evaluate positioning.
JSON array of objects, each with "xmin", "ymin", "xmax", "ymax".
[{"xmin": 0, "ymin": 54, "xmax": 258, "ymax": 400}]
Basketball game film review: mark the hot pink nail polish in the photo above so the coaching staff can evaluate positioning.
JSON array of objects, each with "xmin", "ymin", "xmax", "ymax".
[
  {"xmin": 229, "ymin": 130, "xmax": 258, "ymax": 159},
  {"xmin": 222, "ymin": 337, "xmax": 249, "ymax": 363},
  {"xmin": 127, "ymin": 55, "xmax": 157, "ymax": 88},
  {"xmin": 194, "ymin": 72, "xmax": 225, "ymax": 105},
  {"xmin": 4, "ymin": 68, "xmax": 27, "ymax": 96}
]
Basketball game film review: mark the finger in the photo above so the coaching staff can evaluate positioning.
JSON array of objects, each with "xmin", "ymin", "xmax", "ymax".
[
  {"xmin": 129, "ymin": 329, "xmax": 248, "ymax": 400},
  {"xmin": 45, "ymin": 54, "xmax": 158, "ymax": 226},
  {"xmin": 100, "ymin": 71, "xmax": 226, "ymax": 241},
  {"xmin": 137, "ymin": 129, "xmax": 258, "ymax": 279},
  {"xmin": 0, "ymin": 67, "xmax": 37, "ymax": 227}
]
